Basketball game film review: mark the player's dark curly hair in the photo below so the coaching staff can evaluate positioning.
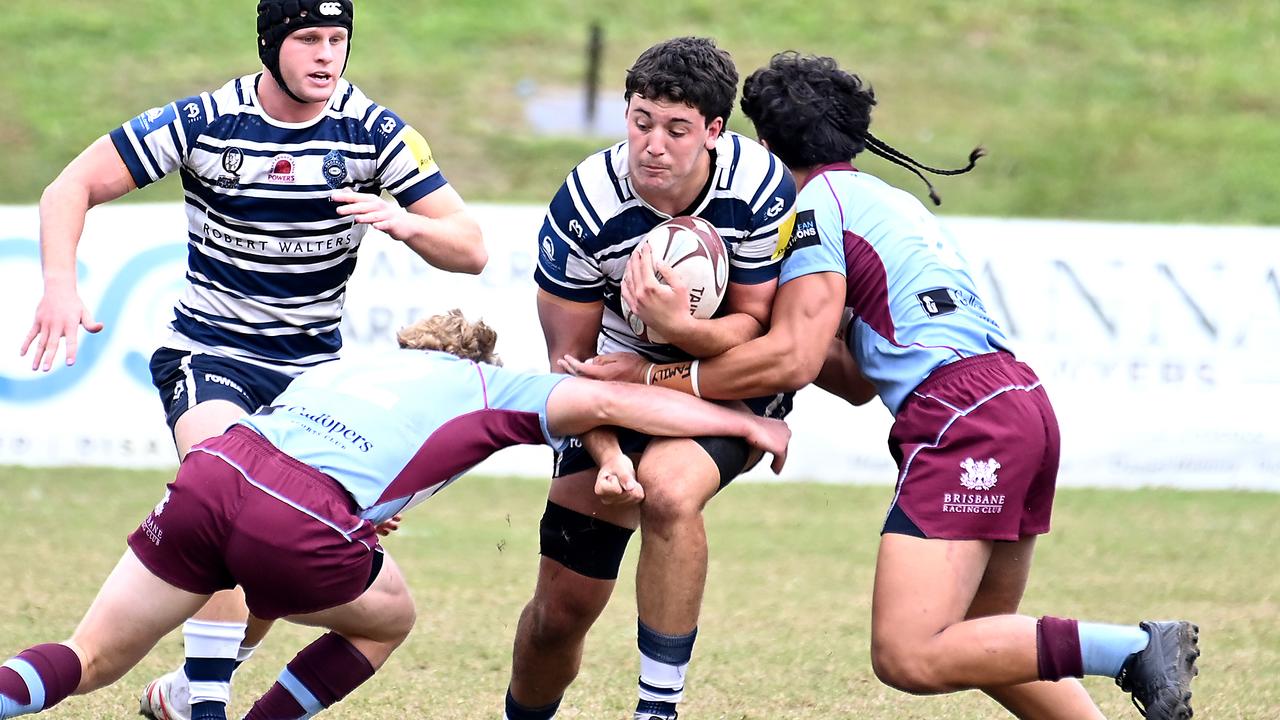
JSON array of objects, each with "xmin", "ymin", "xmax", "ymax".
[
  {"xmin": 741, "ymin": 52, "xmax": 983, "ymax": 205},
  {"xmin": 625, "ymin": 37, "xmax": 738, "ymax": 127}
]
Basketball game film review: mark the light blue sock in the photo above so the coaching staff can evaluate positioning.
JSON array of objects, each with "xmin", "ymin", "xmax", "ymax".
[{"xmin": 1079, "ymin": 622, "xmax": 1150, "ymax": 677}]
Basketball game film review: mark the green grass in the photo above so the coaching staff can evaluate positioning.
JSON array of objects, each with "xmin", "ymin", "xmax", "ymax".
[
  {"xmin": 1, "ymin": 467, "xmax": 1276, "ymax": 718},
  {"xmin": 2, "ymin": 1, "xmax": 1278, "ymax": 223}
]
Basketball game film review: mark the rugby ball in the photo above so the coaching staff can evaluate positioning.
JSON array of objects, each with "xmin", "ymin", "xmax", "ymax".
[{"xmin": 621, "ymin": 216, "xmax": 729, "ymax": 344}]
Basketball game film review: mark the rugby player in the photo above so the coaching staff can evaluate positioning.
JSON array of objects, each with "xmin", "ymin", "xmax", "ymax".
[
  {"xmin": 19, "ymin": 2, "xmax": 486, "ymax": 718},
  {"xmin": 0, "ymin": 311, "xmax": 789, "ymax": 720},
  {"xmin": 506, "ymin": 37, "xmax": 796, "ymax": 720},
  {"xmin": 567, "ymin": 52, "xmax": 1200, "ymax": 720}
]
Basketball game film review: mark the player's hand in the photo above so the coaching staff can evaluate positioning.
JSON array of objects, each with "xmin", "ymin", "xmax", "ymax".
[
  {"xmin": 623, "ymin": 243, "xmax": 694, "ymax": 340},
  {"xmin": 594, "ymin": 452, "xmax": 643, "ymax": 505},
  {"xmin": 558, "ymin": 352, "xmax": 648, "ymax": 384},
  {"xmin": 20, "ymin": 284, "xmax": 104, "ymax": 371},
  {"xmin": 746, "ymin": 417, "xmax": 791, "ymax": 474},
  {"xmin": 374, "ymin": 514, "xmax": 403, "ymax": 536},
  {"xmin": 332, "ymin": 190, "xmax": 415, "ymax": 240}
]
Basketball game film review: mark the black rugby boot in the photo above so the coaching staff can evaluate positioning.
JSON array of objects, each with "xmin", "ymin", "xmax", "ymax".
[{"xmin": 1116, "ymin": 620, "xmax": 1200, "ymax": 719}]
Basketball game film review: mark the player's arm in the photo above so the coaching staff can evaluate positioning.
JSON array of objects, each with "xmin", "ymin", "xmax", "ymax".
[
  {"xmin": 649, "ymin": 271, "xmax": 846, "ymax": 399},
  {"xmin": 536, "ymin": 288, "xmax": 625, "ymax": 476},
  {"xmin": 544, "ymin": 377, "xmax": 790, "ymax": 474},
  {"xmin": 814, "ymin": 336, "xmax": 878, "ymax": 406},
  {"xmin": 22, "ymin": 135, "xmax": 137, "ymax": 371},
  {"xmin": 333, "ymin": 185, "xmax": 486, "ymax": 274}
]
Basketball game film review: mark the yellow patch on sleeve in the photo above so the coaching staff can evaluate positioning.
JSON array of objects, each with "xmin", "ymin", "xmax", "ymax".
[
  {"xmin": 403, "ymin": 128, "xmax": 436, "ymax": 172},
  {"xmin": 772, "ymin": 210, "xmax": 797, "ymax": 260}
]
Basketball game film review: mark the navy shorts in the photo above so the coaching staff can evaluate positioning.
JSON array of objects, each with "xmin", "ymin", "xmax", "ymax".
[
  {"xmin": 552, "ymin": 392, "xmax": 793, "ymax": 488},
  {"xmin": 149, "ymin": 347, "xmax": 295, "ymax": 431},
  {"xmin": 883, "ymin": 352, "xmax": 1060, "ymax": 542},
  {"xmin": 127, "ymin": 426, "xmax": 380, "ymax": 620}
]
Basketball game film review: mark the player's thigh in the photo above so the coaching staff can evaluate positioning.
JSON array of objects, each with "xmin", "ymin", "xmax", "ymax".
[
  {"xmin": 872, "ymin": 533, "xmax": 993, "ymax": 647},
  {"xmin": 637, "ymin": 436, "xmax": 730, "ymax": 514},
  {"xmin": 287, "ymin": 552, "xmax": 415, "ymax": 653},
  {"xmin": 547, "ymin": 466, "xmax": 641, "ymax": 529},
  {"xmin": 174, "ymin": 399, "xmax": 251, "ymax": 458},
  {"xmin": 70, "ymin": 549, "xmax": 210, "ymax": 691},
  {"xmin": 966, "ymin": 536, "xmax": 1038, "ymax": 619}
]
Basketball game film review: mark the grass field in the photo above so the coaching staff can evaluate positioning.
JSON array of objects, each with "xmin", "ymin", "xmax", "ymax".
[
  {"xmin": 3, "ymin": 1, "xmax": 1279, "ymax": 223},
  {"xmin": 1, "ymin": 467, "xmax": 1277, "ymax": 718}
]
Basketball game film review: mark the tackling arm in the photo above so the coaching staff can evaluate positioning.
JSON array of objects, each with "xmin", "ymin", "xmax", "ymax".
[
  {"xmin": 656, "ymin": 271, "xmax": 848, "ymax": 399},
  {"xmin": 544, "ymin": 378, "xmax": 790, "ymax": 473}
]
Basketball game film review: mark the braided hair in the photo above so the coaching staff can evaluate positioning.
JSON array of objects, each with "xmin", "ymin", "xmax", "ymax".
[{"xmin": 741, "ymin": 52, "xmax": 982, "ymax": 205}]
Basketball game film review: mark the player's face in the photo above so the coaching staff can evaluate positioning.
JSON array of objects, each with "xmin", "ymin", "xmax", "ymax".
[
  {"xmin": 627, "ymin": 95, "xmax": 723, "ymax": 204},
  {"xmin": 277, "ymin": 27, "xmax": 349, "ymax": 104}
]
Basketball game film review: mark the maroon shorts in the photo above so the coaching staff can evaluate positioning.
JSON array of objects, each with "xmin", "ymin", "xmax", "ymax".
[
  {"xmin": 128, "ymin": 426, "xmax": 380, "ymax": 620},
  {"xmin": 884, "ymin": 352, "xmax": 1060, "ymax": 541}
]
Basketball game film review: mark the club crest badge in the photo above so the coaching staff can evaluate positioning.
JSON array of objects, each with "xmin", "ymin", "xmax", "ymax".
[
  {"xmin": 323, "ymin": 149, "xmax": 348, "ymax": 189},
  {"xmin": 959, "ymin": 457, "xmax": 1001, "ymax": 491}
]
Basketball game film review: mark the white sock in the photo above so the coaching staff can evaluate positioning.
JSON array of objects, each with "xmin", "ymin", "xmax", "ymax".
[{"xmin": 183, "ymin": 619, "xmax": 245, "ymax": 706}]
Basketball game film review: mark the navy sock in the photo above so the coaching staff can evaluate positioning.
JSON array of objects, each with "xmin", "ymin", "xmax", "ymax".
[{"xmin": 504, "ymin": 686, "xmax": 560, "ymax": 720}]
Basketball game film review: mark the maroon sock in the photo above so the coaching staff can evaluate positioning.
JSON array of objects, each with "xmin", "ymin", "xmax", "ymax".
[
  {"xmin": 1036, "ymin": 616, "xmax": 1084, "ymax": 680},
  {"xmin": 0, "ymin": 643, "xmax": 82, "ymax": 710},
  {"xmin": 244, "ymin": 633, "xmax": 376, "ymax": 719}
]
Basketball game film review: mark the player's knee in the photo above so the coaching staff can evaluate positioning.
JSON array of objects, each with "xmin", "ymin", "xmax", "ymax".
[
  {"xmin": 379, "ymin": 592, "xmax": 417, "ymax": 646},
  {"xmin": 642, "ymin": 476, "xmax": 712, "ymax": 526},
  {"xmin": 539, "ymin": 500, "xmax": 633, "ymax": 581},
  {"xmin": 870, "ymin": 639, "xmax": 945, "ymax": 695}
]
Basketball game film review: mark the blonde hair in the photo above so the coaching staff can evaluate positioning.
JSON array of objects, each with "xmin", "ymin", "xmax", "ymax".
[{"xmin": 396, "ymin": 309, "xmax": 501, "ymax": 365}]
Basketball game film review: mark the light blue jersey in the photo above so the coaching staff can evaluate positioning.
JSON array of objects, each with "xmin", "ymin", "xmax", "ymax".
[
  {"xmin": 239, "ymin": 349, "xmax": 569, "ymax": 524},
  {"xmin": 778, "ymin": 163, "xmax": 1011, "ymax": 414},
  {"xmin": 110, "ymin": 75, "xmax": 447, "ymax": 375}
]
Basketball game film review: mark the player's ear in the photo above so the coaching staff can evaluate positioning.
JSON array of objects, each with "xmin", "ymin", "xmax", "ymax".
[{"xmin": 705, "ymin": 117, "xmax": 724, "ymax": 148}]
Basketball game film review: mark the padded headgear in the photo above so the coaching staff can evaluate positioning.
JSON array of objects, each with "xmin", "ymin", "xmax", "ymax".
[{"xmin": 257, "ymin": 0, "xmax": 354, "ymax": 104}]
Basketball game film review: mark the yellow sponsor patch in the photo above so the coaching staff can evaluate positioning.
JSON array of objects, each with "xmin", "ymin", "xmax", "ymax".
[
  {"xmin": 772, "ymin": 210, "xmax": 797, "ymax": 260},
  {"xmin": 403, "ymin": 128, "xmax": 436, "ymax": 172}
]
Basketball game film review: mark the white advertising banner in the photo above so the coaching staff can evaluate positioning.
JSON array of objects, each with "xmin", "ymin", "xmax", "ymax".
[{"xmin": 1, "ymin": 203, "xmax": 1277, "ymax": 490}]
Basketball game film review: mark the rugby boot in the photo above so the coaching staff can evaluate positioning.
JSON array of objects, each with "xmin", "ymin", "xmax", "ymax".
[
  {"xmin": 1116, "ymin": 620, "xmax": 1200, "ymax": 719},
  {"xmin": 139, "ymin": 667, "xmax": 191, "ymax": 720}
]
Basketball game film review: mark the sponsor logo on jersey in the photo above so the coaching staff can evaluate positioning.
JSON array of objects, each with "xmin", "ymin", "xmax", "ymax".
[
  {"xmin": 217, "ymin": 147, "xmax": 244, "ymax": 188},
  {"xmin": 917, "ymin": 288, "xmax": 958, "ymax": 317},
  {"xmin": 322, "ymin": 149, "xmax": 348, "ymax": 189},
  {"xmin": 765, "ymin": 195, "xmax": 786, "ymax": 218},
  {"xmin": 943, "ymin": 457, "xmax": 1005, "ymax": 514},
  {"xmin": 222, "ymin": 147, "xmax": 244, "ymax": 174},
  {"xmin": 541, "ymin": 236, "xmax": 555, "ymax": 262},
  {"xmin": 402, "ymin": 127, "xmax": 435, "ymax": 171},
  {"xmin": 777, "ymin": 209, "xmax": 818, "ymax": 260},
  {"xmin": 280, "ymin": 404, "xmax": 374, "ymax": 452},
  {"xmin": 772, "ymin": 210, "xmax": 796, "ymax": 259},
  {"xmin": 130, "ymin": 104, "xmax": 177, "ymax": 138},
  {"xmin": 267, "ymin": 154, "xmax": 296, "ymax": 183}
]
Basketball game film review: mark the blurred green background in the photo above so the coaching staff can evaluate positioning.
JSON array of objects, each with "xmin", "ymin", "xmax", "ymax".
[{"xmin": 3, "ymin": 0, "xmax": 1277, "ymax": 222}]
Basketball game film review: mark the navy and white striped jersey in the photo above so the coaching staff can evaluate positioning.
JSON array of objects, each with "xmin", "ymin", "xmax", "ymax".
[
  {"xmin": 533, "ymin": 131, "xmax": 797, "ymax": 361},
  {"xmin": 109, "ymin": 73, "xmax": 448, "ymax": 375}
]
